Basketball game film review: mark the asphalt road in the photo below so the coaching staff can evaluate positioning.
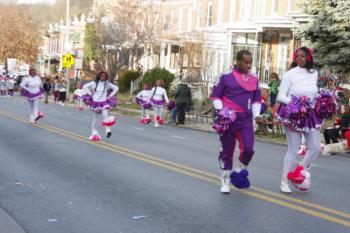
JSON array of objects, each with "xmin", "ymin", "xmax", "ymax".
[{"xmin": 0, "ymin": 96, "xmax": 349, "ymax": 233}]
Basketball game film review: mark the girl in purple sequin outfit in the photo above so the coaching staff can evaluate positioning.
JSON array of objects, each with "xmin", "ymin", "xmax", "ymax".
[{"xmin": 211, "ymin": 50, "xmax": 262, "ymax": 193}]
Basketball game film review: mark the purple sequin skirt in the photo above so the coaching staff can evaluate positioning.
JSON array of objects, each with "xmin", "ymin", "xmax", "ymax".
[
  {"xmin": 150, "ymin": 98, "xmax": 165, "ymax": 107},
  {"xmin": 21, "ymin": 89, "xmax": 44, "ymax": 101},
  {"xmin": 277, "ymin": 103, "xmax": 323, "ymax": 132}
]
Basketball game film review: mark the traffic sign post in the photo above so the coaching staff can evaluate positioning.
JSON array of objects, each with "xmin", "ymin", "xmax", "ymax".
[
  {"xmin": 62, "ymin": 53, "xmax": 75, "ymax": 101},
  {"xmin": 62, "ymin": 54, "xmax": 75, "ymax": 69}
]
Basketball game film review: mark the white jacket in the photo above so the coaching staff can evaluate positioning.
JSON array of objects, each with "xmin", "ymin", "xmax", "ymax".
[
  {"xmin": 277, "ymin": 66, "xmax": 318, "ymax": 104},
  {"xmin": 83, "ymin": 81, "xmax": 119, "ymax": 102}
]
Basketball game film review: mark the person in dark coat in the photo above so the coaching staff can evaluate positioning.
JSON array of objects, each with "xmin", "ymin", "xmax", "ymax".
[{"xmin": 174, "ymin": 81, "xmax": 192, "ymax": 124}]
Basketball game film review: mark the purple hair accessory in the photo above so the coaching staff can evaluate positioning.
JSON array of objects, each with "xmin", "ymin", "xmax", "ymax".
[
  {"xmin": 212, "ymin": 108, "xmax": 237, "ymax": 134},
  {"xmin": 315, "ymin": 90, "xmax": 338, "ymax": 120}
]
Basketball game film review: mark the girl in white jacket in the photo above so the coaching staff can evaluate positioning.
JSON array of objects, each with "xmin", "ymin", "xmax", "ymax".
[
  {"xmin": 83, "ymin": 71, "xmax": 119, "ymax": 141},
  {"xmin": 20, "ymin": 68, "xmax": 44, "ymax": 123},
  {"xmin": 148, "ymin": 80, "xmax": 169, "ymax": 127},
  {"xmin": 277, "ymin": 47, "xmax": 321, "ymax": 193}
]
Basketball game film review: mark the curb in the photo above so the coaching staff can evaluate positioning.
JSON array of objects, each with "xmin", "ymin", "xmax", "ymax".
[{"xmin": 0, "ymin": 207, "xmax": 26, "ymax": 233}]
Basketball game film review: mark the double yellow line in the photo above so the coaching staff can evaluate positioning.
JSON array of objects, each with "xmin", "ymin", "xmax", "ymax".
[{"xmin": 1, "ymin": 109, "xmax": 350, "ymax": 228}]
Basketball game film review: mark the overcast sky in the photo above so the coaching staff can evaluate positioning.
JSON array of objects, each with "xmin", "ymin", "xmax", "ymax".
[{"xmin": 17, "ymin": 0, "xmax": 55, "ymax": 4}]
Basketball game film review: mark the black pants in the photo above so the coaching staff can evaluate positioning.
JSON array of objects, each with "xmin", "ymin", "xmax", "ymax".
[
  {"xmin": 59, "ymin": 91, "xmax": 66, "ymax": 103},
  {"xmin": 323, "ymin": 128, "xmax": 340, "ymax": 144},
  {"xmin": 176, "ymin": 102, "xmax": 187, "ymax": 124}
]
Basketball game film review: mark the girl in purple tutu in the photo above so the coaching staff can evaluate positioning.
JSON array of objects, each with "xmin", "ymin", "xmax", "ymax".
[
  {"xmin": 136, "ymin": 84, "xmax": 152, "ymax": 125},
  {"xmin": 277, "ymin": 47, "xmax": 321, "ymax": 193},
  {"xmin": 83, "ymin": 71, "xmax": 119, "ymax": 141},
  {"xmin": 147, "ymin": 79, "xmax": 169, "ymax": 127},
  {"xmin": 20, "ymin": 68, "xmax": 44, "ymax": 123}
]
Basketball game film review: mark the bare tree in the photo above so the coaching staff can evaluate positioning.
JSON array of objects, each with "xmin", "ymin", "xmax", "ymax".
[
  {"xmin": 87, "ymin": 0, "xmax": 161, "ymax": 81},
  {"xmin": 0, "ymin": 4, "xmax": 41, "ymax": 65}
]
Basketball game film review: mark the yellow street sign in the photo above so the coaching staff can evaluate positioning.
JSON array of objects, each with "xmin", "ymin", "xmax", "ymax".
[{"xmin": 62, "ymin": 54, "xmax": 75, "ymax": 68}]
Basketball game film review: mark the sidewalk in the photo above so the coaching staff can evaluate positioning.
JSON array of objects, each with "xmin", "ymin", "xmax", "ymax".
[
  {"xmin": 115, "ymin": 106, "xmax": 288, "ymax": 146},
  {"xmin": 0, "ymin": 207, "xmax": 26, "ymax": 233}
]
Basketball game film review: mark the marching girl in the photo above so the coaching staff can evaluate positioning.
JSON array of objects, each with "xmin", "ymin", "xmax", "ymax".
[
  {"xmin": 83, "ymin": 71, "xmax": 118, "ymax": 141},
  {"xmin": 147, "ymin": 79, "xmax": 170, "ymax": 127},
  {"xmin": 277, "ymin": 47, "xmax": 333, "ymax": 193},
  {"xmin": 211, "ymin": 50, "xmax": 262, "ymax": 193},
  {"xmin": 136, "ymin": 84, "xmax": 152, "ymax": 125},
  {"xmin": 20, "ymin": 68, "xmax": 44, "ymax": 123},
  {"xmin": 73, "ymin": 82, "xmax": 86, "ymax": 111}
]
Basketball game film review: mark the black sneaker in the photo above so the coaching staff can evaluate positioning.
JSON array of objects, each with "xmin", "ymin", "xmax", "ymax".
[{"xmin": 107, "ymin": 132, "xmax": 112, "ymax": 138}]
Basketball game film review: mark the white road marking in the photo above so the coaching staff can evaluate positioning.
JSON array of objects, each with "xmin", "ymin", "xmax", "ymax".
[
  {"xmin": 171, "ymin": 135, "xmax": 185, "ymax": 140},
  {"xmin": 133, "ymin": 127, "xmax": 145, "ymax": 131}
]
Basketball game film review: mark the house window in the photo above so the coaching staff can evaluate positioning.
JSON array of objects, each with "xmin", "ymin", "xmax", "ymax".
[
  {"xmin": 207, "ymin": 2, "xmax": 212, "ymax": 26},
  {"xmin": 232, "ymin": 33, "xmax": 262, "ymax": 74}
]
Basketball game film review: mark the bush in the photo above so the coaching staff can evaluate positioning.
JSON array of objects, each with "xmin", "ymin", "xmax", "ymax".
[
  {"xmin": 140, "ymin": 68, "xmax": 175, "ymax": 91},
  {"xmin": 118, "ymin": 70, "xmax": 140, "ymax": 92}
]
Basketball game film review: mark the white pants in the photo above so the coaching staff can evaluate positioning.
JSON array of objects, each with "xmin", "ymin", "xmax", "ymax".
[
  {"xmin": 92, "ymin": 109, "xmax": 110, "ymax": 134},
  {"xmin": 28, "ymin": 100, "xmax": 39, "ymax": 122},
  {"xmin": 282, "ymin": 126, "xmax": 321, "ymax": 180},
  {"xmin": 141, "ymin": 106, "xmax": 150, "ymax": 119},
  {"xmin": 153, "ymin": 106, "xmax": 164, "ymax": 126}
]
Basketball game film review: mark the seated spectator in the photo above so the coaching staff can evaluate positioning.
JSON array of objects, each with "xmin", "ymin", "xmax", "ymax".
[{"xmin": 323, "ymin": 105, "xmax": 350, "ymax": 145}]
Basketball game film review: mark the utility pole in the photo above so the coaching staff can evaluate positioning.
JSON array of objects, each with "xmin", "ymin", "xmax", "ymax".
[{"xmin": 65, "ymin": 0, "xmax": 71, "ymax": 100}]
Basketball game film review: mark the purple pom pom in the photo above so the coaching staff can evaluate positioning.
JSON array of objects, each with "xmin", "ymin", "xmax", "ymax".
[
  {"xmin": 212, "ymin": 108, "xmax": 237, "ymax": 134},
  {"xmin": 230, "ymin": 169, "xmax": 250, "ymax": 189},
  {"xmin": 82, "ymin": 94, "xmax": 92, "ymax": 105},
  {"xmin": 315, "ymin": 90, "xmax": 338, "ymax": 120},
  {"xmin": 107, "ymin": 97, "xmax": 117, "ymax": 108},
  {"xmin": 142, "ymin": 102, "xmax": 152, "ymax": 109},
  {"xmin": 167, "ymin": 101, "xmax": 176, "ymax": 111}
]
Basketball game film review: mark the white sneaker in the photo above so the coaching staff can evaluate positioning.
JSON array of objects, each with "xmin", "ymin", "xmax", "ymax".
[
  {"xmin": 220, "ymin": 170, "xmax": 231, "ymax": 194},
  {"xmin": 280, "ymin": 180, "xmax": 292, "ymax": 194}
]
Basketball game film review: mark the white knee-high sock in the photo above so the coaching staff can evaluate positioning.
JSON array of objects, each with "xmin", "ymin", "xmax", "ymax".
[
  {"xmin": 282, "ymin": 127, "xmax": 302, "ymax": 180},
  {"xmin": 28, "ymin": 101, "xmax": 34, "ymax": 121},
  {"xmin": 92, "ymin": 112, "xmax": 99, "ymax": 134},
  {"xmin": 301, "ymin": 129, "xmax": 321, "ymax": 169}
]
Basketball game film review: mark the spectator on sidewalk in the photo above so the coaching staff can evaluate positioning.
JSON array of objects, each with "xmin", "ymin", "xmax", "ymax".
[
  {"xmin": 268, "ymin": 72, "xmax": 279, "ymax": 108},
  {"xmin": 58, "ymin": 78, "xmax": 67, "ymax": 106},
  {"xmin": 53, "ymin": 79, "xmax": 60, "ymax": 104},
  {"xmin": 174, "ymin": 80, "xmax": 192, "ymax": 125},
  {"xmin": 323, "ymin": 105, "xmax": 350, "ymax": 145},
  {"xmin": 43, "ymin": 78, "xmax": 52, "ymax": 104}
]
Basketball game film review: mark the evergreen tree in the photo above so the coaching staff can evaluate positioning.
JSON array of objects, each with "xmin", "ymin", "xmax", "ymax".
[{"xmin": 298, "ymin": 0, "xmax": 350, "ymax": 73}]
